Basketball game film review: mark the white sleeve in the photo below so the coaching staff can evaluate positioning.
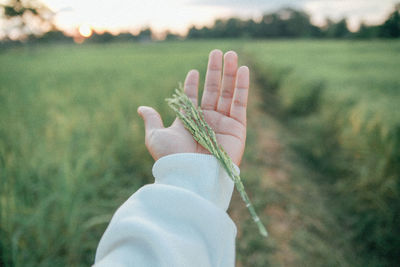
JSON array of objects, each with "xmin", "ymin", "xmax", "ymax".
[{"xmin": 94, "ymin": 153, "xmax": 238, "ymax": 267}]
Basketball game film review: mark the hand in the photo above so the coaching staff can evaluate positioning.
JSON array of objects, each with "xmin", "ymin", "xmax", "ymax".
[{"xmin": 138, "ymin": 49, "xmax": 249, "ymax": 166}]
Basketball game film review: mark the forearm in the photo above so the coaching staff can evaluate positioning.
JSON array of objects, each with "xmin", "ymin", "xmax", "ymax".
[{"xmin": 94, "ymin": 153, "xmax": 237, "ymax": 267}]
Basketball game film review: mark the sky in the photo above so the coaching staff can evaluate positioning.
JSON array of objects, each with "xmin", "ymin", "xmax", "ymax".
[{"xmin": 4, "ymin": 0, "xmax": 400, "ymax": 36}]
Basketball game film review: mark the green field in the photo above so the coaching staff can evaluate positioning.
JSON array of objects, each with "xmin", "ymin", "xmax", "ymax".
[
  {"xmin": 1, "ymin": 40, "xmax": 399, "ymax": 266},
  {"xmin": 244, "ymin": 41, "xmax": 400, "ymax": 266}
]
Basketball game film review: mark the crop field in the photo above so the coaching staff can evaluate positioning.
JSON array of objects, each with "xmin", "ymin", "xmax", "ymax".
[
  {"xmin": 1, "ymin": 40, "xmax": 399, "ymax": 266},
  {"xmin": 244, "ymin": 41, "xmax": 400, "ymax": 266}
]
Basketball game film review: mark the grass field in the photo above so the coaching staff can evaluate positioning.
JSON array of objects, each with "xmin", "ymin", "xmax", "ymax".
[
  {"xmin": 243, "ymin": 40, "xmax": 400, "ymax": 265},
  {"xmin": 0, "ymin": 42, "xmax": 234, "ymax": 266},
  {"xmin": 1, "ymin": 40, "xmax": 399, "ymax": 266}
]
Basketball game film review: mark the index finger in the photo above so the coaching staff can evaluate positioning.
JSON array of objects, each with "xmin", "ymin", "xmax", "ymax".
[{"xmin": 184, "ymin": 69, "xmax": 199, "ymax": 106}]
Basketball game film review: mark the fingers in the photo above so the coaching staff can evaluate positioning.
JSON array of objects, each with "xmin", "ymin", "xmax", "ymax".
[
  {"xmin": 230, "ymin": 66, "xmax": 249, "ymax": 126},
  {"xmin": 196, "ymin": 49, "xmax": 249, "ymax": 125},
  {"xmin": 217, "ymin": 51, "xmax": 238, "ymax": 115},
  {"xmin": 184, "ymin": 69, "xmax": 199, "ymax": 106},
  {"xmin": 137, "ymin": 106, "xmax": 164, "ymax": 136},
  {"xmin": 201, "ymin": 49, "xmax": 223, "ymax": 110}
]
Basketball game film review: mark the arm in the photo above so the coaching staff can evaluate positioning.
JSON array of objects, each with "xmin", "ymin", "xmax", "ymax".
[
  {"xmin": 94, "ymin": 50, "xmax": 250, "ymax": 266},
  {"xmin": 95, "ymin": 153, "xmax": 237, "ymax": 266}
]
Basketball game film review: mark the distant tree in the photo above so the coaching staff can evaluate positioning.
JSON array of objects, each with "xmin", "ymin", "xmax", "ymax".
[
  {"xmin": 116, "ymin": 32, "xmax": 137, "ymax": 42},
  {"xmin": 355, "ymin": 22, "xmax": 379, "ymax": 38},
  {"xmin": 89, "ymin": 32, "xmax": 115, "ymax": 43},
  {"xmin": 184, "ymin": 4, "xmax": 399, "ymax": 40},
  {"xmin": 211, "ymin": 19, "xmax": 226, "ymax": 37},
  {"xmin": 187, "ymin": 26, "xmax": 200, "ymax": 38},
  {"xmin": 258, "ymin": 8, "xmax": 319, "ymax": 38},
  {"xmin": 279, "ymin": 8, "xmax": 317, "ymax": 37},
  {"xmin": 165, "ymin": 31, "xmax": 181, "ymax": 41},
  {"xmin": 324, "ymin": 18, "xmax": 350, "ymax": 38},
  {"xmin": 187, "ymin": 25, "xmax": 212, "ymax": 39},
  {"xmin": 309, "ymin": 25, "xmax": 324, "ymax": 38},
  {"xmin": 379, "ymin": 3, "xmax": 400, "ymax": 38},
  {"xmin": 137, "ymin": 28, "xmax": 152, "ymax": 41},
  {"xmin": 199, "ymin": 26, "xmax": 212, "ymax": 38},
  {"xmin": 1, "ymin": 0, "xmax": 54, "ymax": 39},
  {"xmin": 36, "ymin": 30, "xmax": 72, "ymax": 43},
  {"xmin": 259, "ymin": 13, "xmax": 282, "ymax": 37},
  {"xmin": 242, "ymin": 19, "xmax": 260, "ymax": 38},
  {"xmin": 224, "ymin": 18, "xmax": 243, "ymax": 38}
]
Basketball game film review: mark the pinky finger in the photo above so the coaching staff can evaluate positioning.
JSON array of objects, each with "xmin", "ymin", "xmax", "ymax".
[{"xmin": 230, "ymin": 66, "xmax": 249, "ymax": 126}]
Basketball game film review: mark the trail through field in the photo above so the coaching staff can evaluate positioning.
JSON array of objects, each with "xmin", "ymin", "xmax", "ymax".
[
  {"xmin": 1, "ymin": 42, "xmax": 397, "ymax": 266},
  {"xmin": 230, "ymin": 60, "xmax": 361, "ymax": 266}
]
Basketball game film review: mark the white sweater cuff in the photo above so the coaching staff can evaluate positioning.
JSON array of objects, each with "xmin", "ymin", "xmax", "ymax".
[{"xmin": 152, "ymin": 153, "xmax": 237, "ymax": 211}]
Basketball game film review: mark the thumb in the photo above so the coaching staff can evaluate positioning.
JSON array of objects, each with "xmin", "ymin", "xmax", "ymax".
[{"xmin": 137, "ymin": 106, "xmax": 164, "ymax": 135}]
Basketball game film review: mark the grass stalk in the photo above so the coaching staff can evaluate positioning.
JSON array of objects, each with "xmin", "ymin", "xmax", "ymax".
[{"xmin": 166, "ymin": 86, "xmax": 268, "ymax": 237}]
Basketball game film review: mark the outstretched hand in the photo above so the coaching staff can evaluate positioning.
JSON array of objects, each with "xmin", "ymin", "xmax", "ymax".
[{"xmin": 138, "ymin": 49, "xmax": 249, "ymax": 166}]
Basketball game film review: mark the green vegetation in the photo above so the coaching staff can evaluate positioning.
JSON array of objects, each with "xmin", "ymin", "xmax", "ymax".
[
  {"xmin": 244, "ymin": 40, "xmax": 400, "ymax": 266},
  {"xmin": 1, "ymin": 40, "xmax": 399, "ymax": 266},
  {"xmin": 0, "ymin": 42, "xmax": 232, "ymax": 266}
]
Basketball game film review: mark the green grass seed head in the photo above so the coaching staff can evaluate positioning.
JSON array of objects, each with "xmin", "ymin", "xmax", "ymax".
[{"xmin": 166, "ymin": 84, "xmax": 268, "ymax": 237}]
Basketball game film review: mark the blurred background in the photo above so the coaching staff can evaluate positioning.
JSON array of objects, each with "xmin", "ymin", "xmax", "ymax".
[{"xmin": 1, "ymin": 0, "xmax": 399, "ymax": 266}]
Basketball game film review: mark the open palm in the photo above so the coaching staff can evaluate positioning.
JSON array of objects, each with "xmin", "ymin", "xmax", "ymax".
[{"xmin": 138, "ymin": 50, "xmax": 249, "ymax": 166}]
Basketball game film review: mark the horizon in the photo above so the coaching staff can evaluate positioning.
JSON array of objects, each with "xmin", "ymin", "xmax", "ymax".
[
  {"xmin": 39, "ymin": 0, "xmax": 400, "ymax": 34},
  {"xmin": 1, "ymin": 0, "xmax": 399, "ymax": 40}
]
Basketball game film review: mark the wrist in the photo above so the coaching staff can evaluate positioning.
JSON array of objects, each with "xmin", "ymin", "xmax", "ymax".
[{"xmin": 152, "ymin": 153, "xmax": 239, "ymax": 211}]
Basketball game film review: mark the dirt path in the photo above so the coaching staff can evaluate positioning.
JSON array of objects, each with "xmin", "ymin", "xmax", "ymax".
[{"xmin": 230, "ymin": 67, "xmax": 360, "ymax": 266}]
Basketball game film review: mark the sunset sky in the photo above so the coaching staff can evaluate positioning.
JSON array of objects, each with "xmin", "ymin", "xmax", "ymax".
[
  {"xmin": 40, "ymin": 0, "xmax": 399, "ymax": 34},
  {"xmin": 2, "ymin": 0, "xmax": 399, "ymax": 36}
]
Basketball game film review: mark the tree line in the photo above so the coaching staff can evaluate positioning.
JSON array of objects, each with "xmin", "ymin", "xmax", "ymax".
[
  {"xmin": 186, "ymin": 5, "xmax": 400, "ymax": 39},
  {"xmin": 1, "ymin": 2, "xmax": 399, "ymax": 45}
]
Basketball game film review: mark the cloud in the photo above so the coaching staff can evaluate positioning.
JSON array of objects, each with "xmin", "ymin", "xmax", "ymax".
[
  {"xmin": 303, "ymin": 0, "xmax": 398, "ymax": 28},
  {"xmin": 190, "ymin": 0, "xmax": 306, "ymax": 10},
  {"xmin": 188, "ymin": 0, "xmax": 309, "ymax": 20},
  {"xmin": 190, "ymin": 0, "xmax": 310, "ymax": 9},
  {"xmin": 42, "ymin": 0, "xmax": 231, "ymax": 34}
]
